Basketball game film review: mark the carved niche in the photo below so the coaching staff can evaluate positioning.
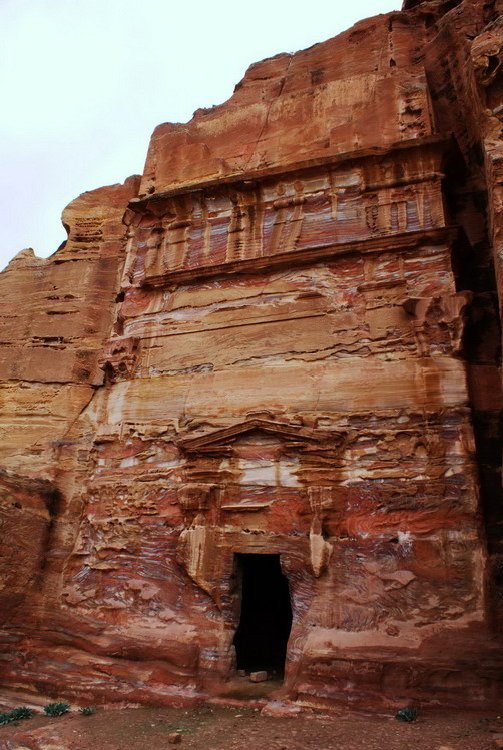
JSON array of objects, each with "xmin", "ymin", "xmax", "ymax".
[
  {"xmin": 98, "ymin": 335, "xmax": 139, "ymax": 382},
  {"xmin": 175, "ymin": 418, "xmax": 347, "ymax": 607},
  {"xmin": 402, "ymin": 291, "xmax": 473, "ymax": 356}
]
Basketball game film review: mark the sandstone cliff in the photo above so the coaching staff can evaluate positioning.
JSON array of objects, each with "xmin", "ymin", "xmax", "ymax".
[{"xmin": 0, "ymin": 0, "xmax": 501, "ymax": 711}]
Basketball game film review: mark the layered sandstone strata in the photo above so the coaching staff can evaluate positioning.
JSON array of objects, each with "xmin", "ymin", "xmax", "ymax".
[{"xmin": 0, "ymin": 0, "xmax": 501, "ymax": 711}]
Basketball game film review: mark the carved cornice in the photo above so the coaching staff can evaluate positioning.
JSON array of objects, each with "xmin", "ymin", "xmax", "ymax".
[{"xmin": 129, "ymin": 134, "xmax": 451, "ymax": 214}]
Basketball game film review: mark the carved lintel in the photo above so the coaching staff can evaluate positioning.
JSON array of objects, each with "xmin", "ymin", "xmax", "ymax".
[{"xmin": 185, "ymin": 445, "xmax": 234, "ymax": 457}]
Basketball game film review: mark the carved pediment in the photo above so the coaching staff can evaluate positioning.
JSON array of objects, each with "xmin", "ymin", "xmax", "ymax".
[{"xmin": 178, "ymin": 418, "xmax": 346, "ymax": 455}]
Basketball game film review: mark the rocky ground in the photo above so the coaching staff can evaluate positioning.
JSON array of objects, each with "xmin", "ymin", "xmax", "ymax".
[{"xmin": 0, "ymin": 701, "xmax": 501, "ymax": 750}]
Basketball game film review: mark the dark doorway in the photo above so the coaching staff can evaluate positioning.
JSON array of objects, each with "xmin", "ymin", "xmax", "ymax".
[{"xmin": 233, "ymin": 553, "xmax": 292, "ymax": 676}]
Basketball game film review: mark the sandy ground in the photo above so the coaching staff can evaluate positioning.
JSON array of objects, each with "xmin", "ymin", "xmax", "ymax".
[{"xmin": 0, "ymin": 701, "xmax": 501, "ymax": 750}]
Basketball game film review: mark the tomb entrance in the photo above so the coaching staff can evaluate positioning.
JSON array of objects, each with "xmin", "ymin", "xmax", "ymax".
[{"xmin": 233, "ymin": 553, "xmax": 292, "ymax": 677}]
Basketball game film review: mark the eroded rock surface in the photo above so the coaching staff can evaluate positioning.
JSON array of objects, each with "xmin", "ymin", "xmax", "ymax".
[{"xmin": 0, "ymin": 0, "xmax": 501, "ymax": 712}]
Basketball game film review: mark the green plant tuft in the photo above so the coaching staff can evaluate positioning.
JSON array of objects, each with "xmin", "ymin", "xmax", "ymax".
[
  {"xmin": 9, "ymin": 707, "xmax": 34, "ymax": 721},
  {"xmin": 395, "ymin": 706, "xmax": 419, "ymax": 722},
  {"xmin": 0, "ymin": 707, "xmax": 34, "ymax": 725},
  {"xmin": 44, "ymin": 702, "xmax": 70, "ymax": 717},
  {"xmin": 79, "ymin": 706, "xmax": 96, "ymax": 716}
]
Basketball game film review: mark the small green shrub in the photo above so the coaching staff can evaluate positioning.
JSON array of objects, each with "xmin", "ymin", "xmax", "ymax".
[
  {"xmin": 0, "ymin": 707, "xmax": 34, "ymax": 725},
  {"xmin": 9, "ymin": 707, "xmax": 34, "ymax": 721},
  {"xmin": 79, "ymin": 706, "xmax": 96, "ymax": 716},
  {"xmin": 395, "ymin": 706, "xmax": 419, "ymax": 722},
  {"xmin": 44, "ymin": 702, "xmax": 70, "ymax": 717}
]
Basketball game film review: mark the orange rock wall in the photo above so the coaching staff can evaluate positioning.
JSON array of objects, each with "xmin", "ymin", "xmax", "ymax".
[
  {"xmin": 0, "ymin": 177, "xmax": 139, "ymax": 477},
  {"xmin": 0, "ymin": 0, "xmax": 501, "ymax": 711}
]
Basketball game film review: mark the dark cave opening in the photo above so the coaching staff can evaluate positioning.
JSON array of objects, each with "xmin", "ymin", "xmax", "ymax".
[{"xmin": 233, "ymin": 553, "xmax": 292, "ymax": 676}]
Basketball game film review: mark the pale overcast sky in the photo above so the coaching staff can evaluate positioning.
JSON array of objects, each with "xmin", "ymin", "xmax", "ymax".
[{"xmin": 0, "ymin": 0, "xmax": 401, "ymax": 271}]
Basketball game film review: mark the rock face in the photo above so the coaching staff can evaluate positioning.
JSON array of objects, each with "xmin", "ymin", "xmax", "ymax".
[{"xmin": 0, "ymin": 0, "xmax": 502, "ymax": 711}]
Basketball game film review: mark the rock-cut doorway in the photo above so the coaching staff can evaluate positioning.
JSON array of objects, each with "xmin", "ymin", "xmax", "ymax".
[{"xmin": 233, "ymin": 553, "xmax": 293, "ymax": 677}]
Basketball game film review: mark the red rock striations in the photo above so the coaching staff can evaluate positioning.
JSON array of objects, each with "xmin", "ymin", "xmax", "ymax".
[{"xmin": 0, "ymin": 0, "xmax": 502, "ymax": 712}]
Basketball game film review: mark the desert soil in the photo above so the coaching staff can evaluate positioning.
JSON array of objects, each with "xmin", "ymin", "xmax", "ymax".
[{"xmin": 0, "ymin": 701, "xmax": 501, "ymax": 750}]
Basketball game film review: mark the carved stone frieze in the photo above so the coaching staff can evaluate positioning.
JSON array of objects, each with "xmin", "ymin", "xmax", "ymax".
[{"xmin": 133, "ymin": 139, "xmax": 452, "ymax": 288}]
